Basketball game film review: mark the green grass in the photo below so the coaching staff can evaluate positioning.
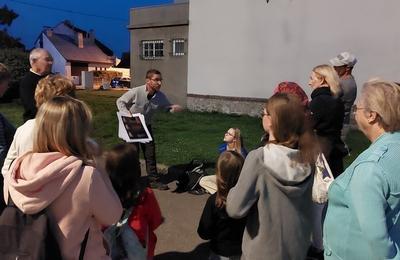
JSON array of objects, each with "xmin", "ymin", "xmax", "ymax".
[{"xmin": 0, "ymin": 90, "xmax": 370, "ymax": 167}]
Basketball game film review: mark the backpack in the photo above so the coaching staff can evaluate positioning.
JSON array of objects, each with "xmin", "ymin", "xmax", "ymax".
[
  {"xmin": 104, "ymin": 208, "xmax": 147, "ymax": 260},
  {"xmin": 0, "ymin": 195, "xmax": 89, "ymax": 260},
  {"xmin": 171, "ymin": 160, "xmax": 206, "ymax": 193}
]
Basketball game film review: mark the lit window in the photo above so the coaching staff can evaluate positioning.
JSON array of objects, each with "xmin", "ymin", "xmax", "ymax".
[
  {"xmin": 141, "ymin": 40, "xmax": 164, "ymax": 59},
  {"xmin": 172, "ymin": 39, "xmax": 185, "ymax": 56}
]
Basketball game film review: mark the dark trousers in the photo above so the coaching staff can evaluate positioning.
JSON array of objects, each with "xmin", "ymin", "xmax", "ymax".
[{"xmin": 134, "ymin": 125, "xmax": 158, "ymax": 178}]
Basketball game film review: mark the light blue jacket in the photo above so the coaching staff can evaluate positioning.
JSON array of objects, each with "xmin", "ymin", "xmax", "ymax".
[{"xmin": 324, "ymin": 132, "xmax": 400, "ymax": 260}]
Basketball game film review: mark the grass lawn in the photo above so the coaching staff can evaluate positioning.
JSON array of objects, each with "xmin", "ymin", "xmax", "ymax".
[{"xmin": 0, "ymin": 90, "xmax": 369, "ymax": 167}]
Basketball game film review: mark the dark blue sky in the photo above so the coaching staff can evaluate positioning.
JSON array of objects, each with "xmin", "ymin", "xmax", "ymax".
[{"xmin": 4, "ymin": 0, "xmax": 173, "ymax": 57}]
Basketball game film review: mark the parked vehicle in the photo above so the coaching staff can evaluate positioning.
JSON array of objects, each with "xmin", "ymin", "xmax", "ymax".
[{"xmin": 110, "ymin": 77, "xmax": 131, "ymax": 88}]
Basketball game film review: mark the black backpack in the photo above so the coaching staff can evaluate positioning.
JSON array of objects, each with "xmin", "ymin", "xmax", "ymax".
[
  {"xmin": 0, "ymin": 195, "xmax": 89, "ymax": 260},
  {"xmin": 170, "ymin": 160, "xmax": 206, "ymax": 193}
]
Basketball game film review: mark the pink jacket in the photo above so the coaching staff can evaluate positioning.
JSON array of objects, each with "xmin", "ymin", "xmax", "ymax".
[{"xmin": 3, "ymin": 152, "xmax": 123, "ymax": 260}]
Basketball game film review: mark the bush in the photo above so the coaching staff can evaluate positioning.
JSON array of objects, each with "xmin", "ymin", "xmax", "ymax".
[{"xmin": 0, "ymin": 47, "xmax": 29, "ymax": 101}]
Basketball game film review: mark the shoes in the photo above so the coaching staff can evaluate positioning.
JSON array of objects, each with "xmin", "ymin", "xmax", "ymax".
[
  {"xmin": 188, "ymin": 187, "xmax": 207, "ymax": 195},
  {"xmin": 306, "ymin": 246, "xmax": 324, "ymax": 260},
  {"xmin": 149, "ymin": 181, "xmax": 169, "ymax": 190}
]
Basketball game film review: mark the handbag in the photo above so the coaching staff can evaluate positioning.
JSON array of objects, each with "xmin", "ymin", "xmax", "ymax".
[
  {"xmin": 312, "ymin": 153, "xmax": 334, "ymax": 204},
  {"xmin": 104, "ymin": 208, "xmax": 147, "ymax": 260}
]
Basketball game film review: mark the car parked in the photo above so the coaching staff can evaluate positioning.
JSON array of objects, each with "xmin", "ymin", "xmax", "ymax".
[{"xmin": 110, "ymin": 77, "xmax": 131, "ymax": 88}]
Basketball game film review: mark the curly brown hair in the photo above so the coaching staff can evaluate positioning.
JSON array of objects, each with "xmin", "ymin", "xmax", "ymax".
[{"xmin": 34, "ymin": 74, "xmax": 76, "ymax": 108}]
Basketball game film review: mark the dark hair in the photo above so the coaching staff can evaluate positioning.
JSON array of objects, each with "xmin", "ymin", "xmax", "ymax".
[
  {"xmin": 265, "ymin": 93, "xmax": 316, "ymax": 164},
  {"xmin": 215, "ymin": 151, "xmax": 244, "ymax": 208},
  {"xmin": 105, "ymin": 143, "xmax": 143, "ymax": 208},
  {"xmin": 146, "ymin": 69, "xmax": 161, "ymax": 79}
]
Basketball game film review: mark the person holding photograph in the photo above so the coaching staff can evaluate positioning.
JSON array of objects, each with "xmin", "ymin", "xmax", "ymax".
[{"xmin": 116, "ymin": 69, "xmax": 182, "ymax": 190}]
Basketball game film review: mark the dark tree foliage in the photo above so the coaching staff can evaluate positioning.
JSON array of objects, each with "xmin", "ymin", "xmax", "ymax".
[
  {"xmin": 0, "ymin": 5, "xmax": 25, "ymax": 49},
  {"xmin": 0, "ymin": 5, "xmax": 18, "ymax": 26},
  {"xmin": 0, "ymin": 48, "xmax": 29, "ymax": 102}
]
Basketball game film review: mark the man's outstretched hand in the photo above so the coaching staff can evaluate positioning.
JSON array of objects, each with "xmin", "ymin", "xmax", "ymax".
[{"xmin": 170, "ymin": 104, "xmax": 183, "ymax": 113}]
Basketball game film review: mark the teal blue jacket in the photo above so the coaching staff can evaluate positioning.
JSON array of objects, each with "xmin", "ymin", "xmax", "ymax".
[{"xmin": 324, "ymin": 132, "xmax": 400, "ymax": 260}]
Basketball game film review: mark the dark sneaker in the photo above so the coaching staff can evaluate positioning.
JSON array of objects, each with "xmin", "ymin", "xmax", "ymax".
[
  {"xmin": 150, "ymin": 181, "xmax": 169, "ymax": 190},
  {"xmin": 306, "ymin": 246, "xmax": 324, "ymax": 260},
  {"xmin": 188, "ymin": 187, "xmax": 207, "ymax": 195}
]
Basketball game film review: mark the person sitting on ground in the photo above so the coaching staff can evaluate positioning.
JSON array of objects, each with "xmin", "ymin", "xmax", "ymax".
[
  {"xmin": 198, "ymin": 151, "xmax": 246, "ymax": 260},
  {"xmin": 226, "ymin": 93, "xmax": 316, "ymax": 260},
  {"xmin": 3, "ymin": 96, "xmax": 122, "ymax": 259},
  {"xmin": 1, "ymin": 74, "xmax": 76, "ymax": 176},
  {"xmin": 198, "ymin": 128, "xmax": 247, "ymax": 195},
  {"xmin": 218, "ymin": 128, "xmax": 247, "ymax": 157},
  {"xmin": 105, "ymin": 143, "xmax": 163, "ymax": 260}
]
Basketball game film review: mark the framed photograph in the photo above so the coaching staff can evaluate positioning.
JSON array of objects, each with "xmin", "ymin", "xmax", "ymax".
[{"xmin": 117, "ymin": 112, "xmax": 152, "ymax": 143}]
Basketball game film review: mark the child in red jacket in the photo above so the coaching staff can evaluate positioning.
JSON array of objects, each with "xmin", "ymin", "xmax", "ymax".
[{"xmin": 105, "ymin": 143, "xmax": 163, "ymax": 260}]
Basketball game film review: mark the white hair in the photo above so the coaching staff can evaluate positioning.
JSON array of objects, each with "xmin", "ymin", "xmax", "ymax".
[{"xmin": 29, "ymin": 48, "xmax": 50, "ymax": 66}]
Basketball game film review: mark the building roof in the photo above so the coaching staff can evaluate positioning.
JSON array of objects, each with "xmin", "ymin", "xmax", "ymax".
[{"xmin": 47, "ymin": 33, "xmax": 114, "ymax": 64}]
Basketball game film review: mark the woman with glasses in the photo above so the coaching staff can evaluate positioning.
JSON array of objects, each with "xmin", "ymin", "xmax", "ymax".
[
  {"xmin": 197, "ymin": 128, "xmax": 247, "ymax": 195},
  {"xmin": 218, "ymin": 128, "xmax": 247, "ymax": 157},
  {"xmin": 226, "ymin": 93, "xmax": 316, "ymax": 260},
  {"xmin": 323, "ymin": 80, "xmax": 400, "ymax": 259}
]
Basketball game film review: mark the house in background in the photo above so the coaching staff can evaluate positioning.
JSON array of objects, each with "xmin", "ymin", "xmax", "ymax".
[
  {"xmin": 128, "ymin": 2, "xmax": 189, "ymax": 106},
  {"xmin": 34, "ymin": 20, "xmax": 116, "ymax": 84}
]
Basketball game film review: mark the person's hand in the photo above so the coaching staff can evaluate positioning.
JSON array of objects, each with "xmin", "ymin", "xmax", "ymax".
[{"xmin": 170, "ymin": 104, "xmax": 183, "ymax": 113}]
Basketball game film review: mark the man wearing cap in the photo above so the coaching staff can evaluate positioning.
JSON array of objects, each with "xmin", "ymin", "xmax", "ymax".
[{"xmin": 329, "ymin": 51, "xmax": 357, "ymax": 143}]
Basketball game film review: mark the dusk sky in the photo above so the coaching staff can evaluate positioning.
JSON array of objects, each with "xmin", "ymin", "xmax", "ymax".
[{"xmin": 4, "ymin": 0, "xmax": 174, "ymax": 57}]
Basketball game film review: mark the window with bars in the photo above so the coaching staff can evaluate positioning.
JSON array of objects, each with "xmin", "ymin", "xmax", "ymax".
[
  {"xmin": 172, "ymin": 39, "xmax": 185, "ymax": 56},
  {"xmin": 141, "ymin": 40, "xmax": 164, "ymax": 59}
]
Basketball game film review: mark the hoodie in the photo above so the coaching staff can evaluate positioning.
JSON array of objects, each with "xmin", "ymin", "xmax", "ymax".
[
  {"xmin": 226, "ymin": 144, "xmax": 313, "ymax": 260},
  {"xmin": 4, "ymin": 152, "xmax": 123, "ymax": 260}
]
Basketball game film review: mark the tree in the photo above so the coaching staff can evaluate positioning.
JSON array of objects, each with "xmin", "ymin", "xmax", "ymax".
[
  {"xmin": 0, "ymin": 5, "xmax": 28, "ymax": 102},
  {"xmin": 0, "ymin": 5, "xmax": 25, "ymax": 49}
]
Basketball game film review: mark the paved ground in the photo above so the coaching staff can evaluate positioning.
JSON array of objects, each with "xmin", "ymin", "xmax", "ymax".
[
  {"xmin": 140, "ymin": 161, "xmax": 211, "ymax": 259},
  {"xmin": 153, "ymin": 184, "xmax": 210, "ymax": 259}
]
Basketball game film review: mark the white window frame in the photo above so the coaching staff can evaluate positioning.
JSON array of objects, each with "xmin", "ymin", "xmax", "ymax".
[
  {"xmin": 141, "ymin": 40, "xmax": 164, "ymax": 59},
  {"xmin": 172, "ymin": 39, "xmax": 185, "ymax": 56}
]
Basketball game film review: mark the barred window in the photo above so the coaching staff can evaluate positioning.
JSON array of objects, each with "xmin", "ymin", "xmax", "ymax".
[
  {"xmin": 172, "ymin": 39, "xmax": 185, "ymax": 56},
  {"xmin": 142, "ymin": 40, "xmax": 164, "ymax": 59}
]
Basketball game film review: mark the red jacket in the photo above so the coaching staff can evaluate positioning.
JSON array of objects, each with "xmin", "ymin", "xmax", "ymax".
[{"xmin": 128, "ymin": 187, "xmax": 162, "ymax": 260}]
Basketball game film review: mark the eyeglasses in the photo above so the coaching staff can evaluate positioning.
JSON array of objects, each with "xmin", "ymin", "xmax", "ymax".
[
  {"xmin": 261, "ymin": 110, "xmax": 270, "ymax": 117},
  {"xmin": 225, "ymin": 132, "xmax": 235, "ymax": 137},
  {"xmin": 353, "ymin": 104, "xmax": 367, "ymax": 113},
  {"xmin": 150, "ymin": 78, "xmax": 162, "ymax": 82}
]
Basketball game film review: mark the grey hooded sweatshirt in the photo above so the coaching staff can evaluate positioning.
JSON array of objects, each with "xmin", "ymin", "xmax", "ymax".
[{"xmin": 226, "ymin": 144, "xmax": 313, "ymax": 260}]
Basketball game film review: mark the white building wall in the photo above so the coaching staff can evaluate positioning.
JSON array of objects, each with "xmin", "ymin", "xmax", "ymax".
[
  {"xmin": 40, "ymin": 34, "xmax": 67, "ymax": 75},
  {"xmin": 188, "ymin": 0, "xmax": 400, "ymax": 99}
]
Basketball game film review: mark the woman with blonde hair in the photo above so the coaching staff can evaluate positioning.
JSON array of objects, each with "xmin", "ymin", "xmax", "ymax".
[
  {"xmin": 1, "ymin": 74, "xmax": 76, "ymax": 176},
  {"xmin": 308, "ymin": 64, "xmax": 345, "ymax": 177},
  {"xmin": 3, "ymin": 96, "xmax": 122, "ymax": 259},
  {"xmin": 218, "ymin": 128, "xmax": 247, "ymax": 157},
  {"xmin": 197, "ymin": 127, "xmax": 247, "ymax": 195},
  {"xmin": 226, "ymin": 93, "xmax": 315, "ymax": 260},
  {"xmin": 324, "ymin": 80, "xmax": 400, "ymax": 259}
]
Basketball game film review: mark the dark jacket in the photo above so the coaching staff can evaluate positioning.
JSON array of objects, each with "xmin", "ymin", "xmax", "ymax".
[
  {"xmin": 310, "ymin": 87, "xmax": 344, "ymax": 140},
  {"xmin": 19, "ymin": 71, "xmax": 47, "ymax": 122},
  {"xmin": 310, "ymin": 87, "xmax": 346, "ymax": 176},
  {"xmin": 197, "ymin": 193, "xmax": 246, "ymax": 257}
]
